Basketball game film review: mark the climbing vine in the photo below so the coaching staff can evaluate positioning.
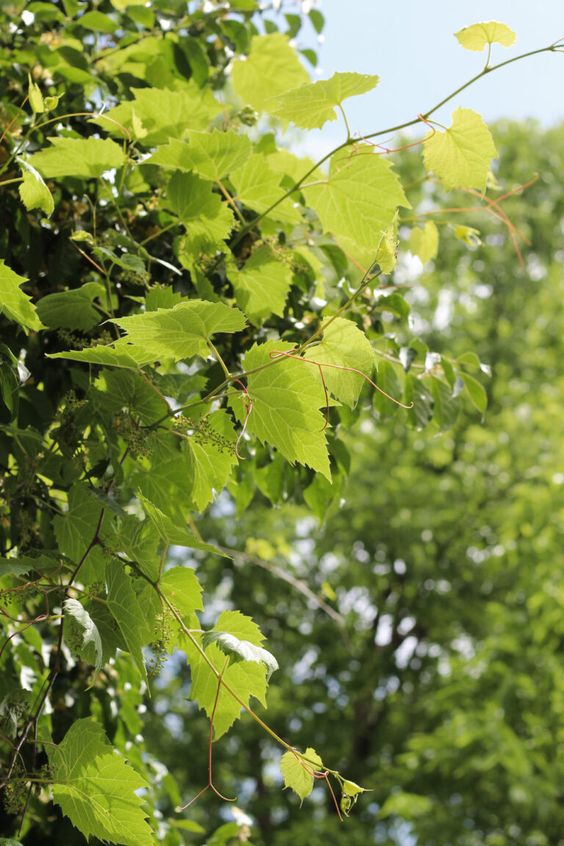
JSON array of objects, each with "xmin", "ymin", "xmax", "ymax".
[{"xmin": 0, "ymin": 2, "xmax": 562, "ymax": 844}]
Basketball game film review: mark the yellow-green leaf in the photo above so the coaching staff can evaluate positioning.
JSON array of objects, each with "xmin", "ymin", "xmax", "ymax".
[
  {"xmin": 270, "ymin": 72, "xmax": 379, "ymax": 129},
  {"xmin": 455, "ymin": 21, "xmax": 516, "ymax": 51},
  {"xmin": 423, "ymin": 108, "xmax": 497, "ymax": 191},
  {"xmin": 231, "ymin": 33, "xmax": 309, "ymax": 112}
]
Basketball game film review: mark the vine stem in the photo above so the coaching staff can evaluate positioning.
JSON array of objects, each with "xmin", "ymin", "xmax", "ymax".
[
  {"xmin": 157, "ymin": 586, "xmax": 337, "ymax": 778},
  {"xmin": 227, "ymin": 42, "xmax": 562, "ymax": 252}
]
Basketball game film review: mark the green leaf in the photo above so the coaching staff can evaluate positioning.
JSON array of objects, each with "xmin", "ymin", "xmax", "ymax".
[
  {"xmin": 0, "ymin": 260, "xmax": 43, "ymax": 331},
  {"xmin": 106, "ymin": 563, "xmax": 151, "ymax": 680},
  {"xmin": 462, "ymin": 372, "xmax": 488, "ymax": 413},
  {"xmin": 230, "ymin": 154, "xmax": 302, "ymax": 224},
  {"xmin": 184, "ymin": 411, "xmax": 239, "ymax": 512},
  {"xmin": 187, "ymin": 642, "xmax": 268, "ymax": 740},
  {"xmin": 53, "ymin": 483, "xmax": 103, "ymax": 565},
  {"xmin": 28, "ymin": 137, "xmax": 126, "ymax": 179},
  {"xmin": 138, "ymin": 493, "xmax": 224, "ymax": 555},
  {"xmin": 231, "ymin": 33, "xmax": 309, "ymax": 112},
  {"xmin": 270, "ymin": 72, "xmax": 378, "ymax": 129},
  {"xmin": 93, "ymin": 85, "xmax": 222, "ymax": 144},
  {"xmin": 237, "ymin": 340, "xmax": 331, "ymax": 479},
  {"xmin": 304, "ymin": 147, "xmax": 409, "ymax": 252},
  {"xmin": 18, "ymin": 168, "xmax": 54, "ymax": 217},
  {"xmin": 37, "ymin": 282, "xmax": 105, "ymax": 330},
  {"xmin": 48, "ymin": 719, "xmax": 153, "ymax": 846},
  {"xmin": 48, "ymin": 345, "xmax": 148, "ymax": 369},
  {"xmin": 229, "ymin": 247, "xmax": 294, "ymax": 324},
  {"xmin": 431, "ymin": 377, "xmax": 458, "ymax": 430},
  {"xmin": 160, "ymin": 566, "xmax": 204, "ymax": 619},
  {"xmin": 27, "ymin": 74, "xmax": 44, "ymax": 113},
  {"xmin": 304, "ymin": 317, "xmax": 374, "ymax": 408},
  {"xmin": 408, "ymin": 221, "xmax": 439, "ymax": 264},
  {"xmin": 78, "ymin": 10, "xmax": 119, "ymax": 33},
  {"xmin": 455, "ymin": 21, "xmax": 516, "ymax": 51},
  {"xmin": 280, "ymin": 747, "xmax": 323, "ymax": 801},
  {"xmin": 93, "ymin": 368, "xmax": 168, "ymax": 425},
  {"xmin": 110, "ymin": 300, "xmax": 246, "ymax": 364},
  {"xmin": 63, "ymin": 598, "xmax": 103, "ymax": 675},
  {"xmin": 165, "ymin": 172, "xmax": 235, "ymax": 245},
  {"xmin": 150, "ymin": 131, "xmax": 252, "ymax": 180},
  {"xmin": 423, "ymin": 108, "xmax": 497, "ymax": 191}
]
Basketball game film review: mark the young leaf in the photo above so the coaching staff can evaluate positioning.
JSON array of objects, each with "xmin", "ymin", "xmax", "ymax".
[
  {"xmin": 27, "ymin": 74, "xmax": 44, "ymax": 113},
  {"xmin": 63, "ymin": 598, "xmax": 103, "ymax": 675},
  {"xmin": 408, "ymin": 221, "xmax": 439, "ymax": 265},
  {"xmin": 202, "ymin": 631, "xmax": 279, "ymax": 679},
  {"xmin": 303, "ymin": 147, "xmax": 409, "ymax": 252},
  {"xmin": 110, "ymin": 300, "xmax": 246, "ymax": 363},
  {"xmin": 18, "ymin": 162, "xmax": 54, "ymax": 216},
  {"xmin": 455, "ymin": 21, "xmax": 516, "ymax": 51},
  {"xmin": 303, "ymin": 317, "xmax": 374, "ymax": 408},
  {"xmin": 27, "ymin": 137, "xmax": 126, "ymax": 179},
  {"xmin": 423, "ymin": 108, "xmax": 497, "ymax": 191},
  {"xmin": 231, "ymin": 33, "xmax": 309, "ymax": 112},
  {"xmin": 237, "ymin": 340, "xmax": 331, "ymax": 479},
  {"xmin": 280, "ymin": 747, "xmax": 323, "ymax": 801},
  {"xmin": 48, "ymin": 719, "xmax": 153, "ymax": 846},
  {"xmin": 0, "ymin": 261, "xmax": 43, "ymax": 331},
  {"xmin": 270, "ymin": 72, "xmax": 379, "ymax": 129},
  {"xmin": 229, "ymin": 247, "xmax": 294, "ymax": 324}
]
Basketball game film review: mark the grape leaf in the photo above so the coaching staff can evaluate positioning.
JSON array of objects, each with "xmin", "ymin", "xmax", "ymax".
[
  {"xmin": 37, "ymin": 282, "xmax": 105, "ymax": 330},
  {"xmin": 270, "ymin": 72, "xmax": 379, "ymax": 129},
  {"xmin": 231, "ymin": 33, "xmax": 309, "ymax": 112},
  {"xmin": 28, "ymin": 137, "xmax": 126, "ymax": 179},
  {"xmin": 409, "ymin": 221, "xmax": 439, "ymax": 264},
  {"xmin": 304, "ymin": 317, "xmax": 374, "ymax": 408},
  {"xmin": 138, "ymin": 493, "xmax": 224, "ymax": 555},
  {"xmin": 185, "ymin": 411, "xmax": 239, "ymax": 511},
  {"xmin": 0, "ymin": 261, "xmax": 43, "ymax": 331},
  {"xmin": 53, "ymin": 483, "xmax": 104, "ymax": 565},
  {"xmin": 106, "ymin": 563, "xmax": 151, "ymax": 681},
  {"xmin": 160, "ymin": 566, "xmax": 204, "ymax": 619},
  {"xmin": 63, "ymin": 598, "xmax": 103, "ymax": 675},
  {"xmin": 150, "ymin": 131, "xmax": 252, "ymax": 180},
  {"xmin": 93, "ymin": 85, "xmax": 222, "ymax": 144},
  {"xmin": 48, "ymin": 719, "xmax": 153, "ymax": 846},
  {"xmin": 237, "ymin": 340, "xmax": 331, "ymax": 479},
  {"xmin": 280, "ymin": 747, "xmax": 324, "ymax": 801},
  {"xmin": 230, "ymin": 154, "xmax": 302, "ymax": 224},
  {"xmin": 303, "ymin": 147, "xmax": 409, "ymax": 252},
  {"xmin": 423, "ymin": 108, "xmax": 497, "ymax": 191},
  {"xmin": 18, "ymin": 161, "xmax": 54, "ymax": 216},
  {"xmin": 110, "ymin": 300, "xmax": 246, "ymax": 363},
  {"xmin": 186, "ymin": 611, "xmax": 269, "ymax": 739},
  {"xmin": 455, "ymin": 21, "xmax": 516, "ymax": 51},
  {"xmin": 48, "ymin": 345, "xmax": 147, "ymax": 369},
  {"xmin": 229, "ymin": 247, "xmax": 294, "ymax": 324}
]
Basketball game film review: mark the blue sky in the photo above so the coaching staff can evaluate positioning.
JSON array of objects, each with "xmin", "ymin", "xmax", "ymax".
[{"xmin": 297, "ymin": 1, "xmax": 563, "ymax": 154}]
